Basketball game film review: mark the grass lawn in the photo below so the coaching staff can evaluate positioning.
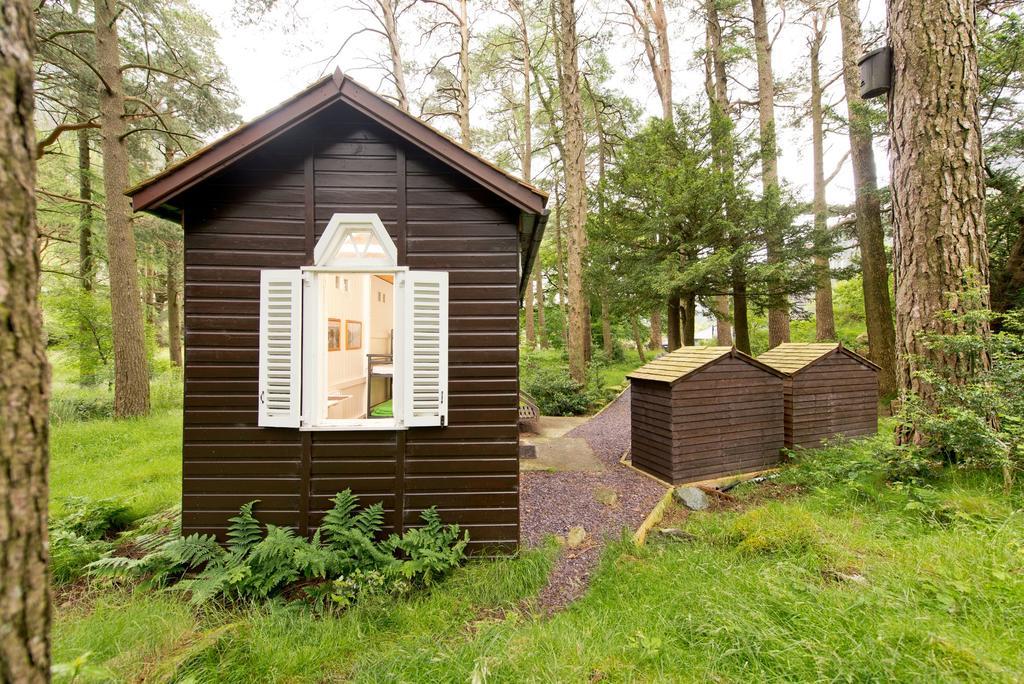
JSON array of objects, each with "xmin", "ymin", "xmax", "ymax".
[
  {"xmin": 50, "ymin": 419, "xmax": 1024, "ymax": 681},
  {"xmin": 50, "ymin": 410, "xmax": 182, "ymax": 520}
]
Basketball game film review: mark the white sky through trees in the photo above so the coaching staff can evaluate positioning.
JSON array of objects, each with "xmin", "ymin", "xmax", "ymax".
[{"xmin": 204, "ymin": 0, "xmax": 889, "ymax": 209}]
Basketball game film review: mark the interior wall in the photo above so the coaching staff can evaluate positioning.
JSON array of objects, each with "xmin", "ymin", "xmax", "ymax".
[
  {"xmin": 369, "ymin": 275, "xmax": 394, "ymax": 354},
  {"xmin": 323, "ymin": 273, "xmax": 366, "ymax": 418}
]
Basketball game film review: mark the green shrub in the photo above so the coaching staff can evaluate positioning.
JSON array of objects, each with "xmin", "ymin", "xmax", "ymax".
[
  {"xmin": 522, "ymin": 362, "xmax": 591, "ymax": 415},
  {"xmin": 89, "ymin": 490, "xmax": 468, "ymax": 607},
  {"xmin": 55, "ymin": 496, "xmax": 132, "ymax": 540},
  {"xmin": 50, "ymin": 530, "xmax": 112, "ymax": 584},
  {"xmin": 49, "ymin": 389, "xmax": 115, "ymax": 424}
]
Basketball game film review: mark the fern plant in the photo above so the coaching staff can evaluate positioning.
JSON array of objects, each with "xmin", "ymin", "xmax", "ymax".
[{"xmin": 87, "ymin": 489, "xmax": 469, "ymax": 607}]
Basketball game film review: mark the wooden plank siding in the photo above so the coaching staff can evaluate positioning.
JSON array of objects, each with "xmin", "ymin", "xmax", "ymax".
[
  {"xmin": 629, "ymin": 354, "xmax": 785, "ymax": 485},
  {"xmin": 785, "ymin": 353, "xmax": 878, "ymax": 449},
  {"xmin": 180, "ymin": 100, "xmax": 521, "ymax": 553}
]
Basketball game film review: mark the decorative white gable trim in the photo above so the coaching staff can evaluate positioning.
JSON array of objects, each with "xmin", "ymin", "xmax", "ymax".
[{"xmin": 313, "ymin": 213, "xmax": 398, "ymax": 269}]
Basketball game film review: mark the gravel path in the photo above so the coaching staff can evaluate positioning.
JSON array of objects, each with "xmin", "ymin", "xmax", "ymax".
[{"xmin": 520, "ymin": 388, "xmax": 668, "ymax": 610}]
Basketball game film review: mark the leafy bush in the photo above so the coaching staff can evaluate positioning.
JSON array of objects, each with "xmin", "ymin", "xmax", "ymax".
[
  {"xmin": 90, "ymin": 490, "xmax": 468, "ymax": 607},
  {"xmin": 899, "ymin": 302, "xmax": 1024, "ymax": 490},
  {"xmin": 522, "ymin": 362, "xmax": 591, "ymax": 415},
  {"xmin": 49, "ymin": 389, "xmax": 115, "ymax": 424},
  {"xmin": 50, "ymin": 530, "xmax": 112, "ymax": 584},
  {"xmin": 56, "ymin": 496, "xmax": 132, "ymax": 539}
]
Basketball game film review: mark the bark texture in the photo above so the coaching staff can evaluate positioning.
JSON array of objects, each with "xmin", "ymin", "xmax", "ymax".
[
  {"xmin": 838, "ymin": 0, "xmax": 898, "ymax": 395},
  {"xmin": 809, "ymin": 13, "xmax": 836, "ymax": 341},
  {"xmin": 457, "ymin": 0, "xmax": 471, "ymax": 145},
  {"xmin": 556, "ymin": 0, "xmax": 589, "ymax": 383},
  {"xmin": 78, "ymin": 125, "xmax": 97, "ymax": 384},
  {"xmin": 649, "ymin": 309, "xmax": 661, "ymax": 349},
  {"xmin": 167, "ymin": 240, "xmax": 182, "ymax": 367},
  {"xmin": 95, "ymin": 0, "xmax": 150, "ymax": 417},
  {"xmin": 750, "ymin": 0, "xmax": 790, "ymax": 347},
  {"xmin": 626, "ymin": 0, "xmax": 673, "ymax": 120},
  {"xmin": 0, "ymin": 2, "xmax": 51, "ymax": 679},
  {"xmin": 888, "ymin": 0, "xmax": 990, "ymax": 408},
  {"xmin": 535, "ymin": 260, "xmax": 546, "ymax": 347}
]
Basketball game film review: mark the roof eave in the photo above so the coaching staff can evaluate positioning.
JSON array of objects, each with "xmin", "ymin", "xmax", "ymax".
[{"xmin": 128, "ymin": 69, "xmax": 547, "ymax": 219}]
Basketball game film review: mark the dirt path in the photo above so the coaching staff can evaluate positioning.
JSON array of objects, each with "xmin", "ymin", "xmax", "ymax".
[{"xmin": 520, "ymin": 389, "xmax": 668, "ymax": 611}]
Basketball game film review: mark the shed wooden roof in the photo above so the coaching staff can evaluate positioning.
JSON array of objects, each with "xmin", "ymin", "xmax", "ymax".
[
  {"xmin": 756, "ymin": 342, "xmax": 880, "ymax": 375},
  {"xmin": 627, "ymin": 346, "xmax": 785, "ymax": 384}
]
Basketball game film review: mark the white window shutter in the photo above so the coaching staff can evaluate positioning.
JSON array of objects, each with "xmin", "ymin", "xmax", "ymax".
[
  {"xmin": 400, "ymin": 270, "xmax": 449, "ymax": 427},
  {"xmin": 258, "ymin": 269, "xmax": 303, "ymax": 427}
]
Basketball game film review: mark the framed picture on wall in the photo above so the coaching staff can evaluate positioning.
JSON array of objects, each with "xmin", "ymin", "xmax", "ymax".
[
  {"xmin": 327, "ymin": 318, "xmax": 342, "ymax": 352},
  {"xmin": 345, "ymin": 320, "xmax": 363, "ymax": 350}
]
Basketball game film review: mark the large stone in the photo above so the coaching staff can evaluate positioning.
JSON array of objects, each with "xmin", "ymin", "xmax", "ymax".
[
  {"xmin": 594, "ymin": 486, "xmax": 618, "ymax": 507},
  {"xmin": 673, "ymin": 486, "xmax": 710, "ymax": 511}
]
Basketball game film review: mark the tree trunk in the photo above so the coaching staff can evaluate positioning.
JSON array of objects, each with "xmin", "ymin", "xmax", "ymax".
[
  {"xmin": 810, "ymin": 13, "xmax": 836, "ymax": 341},
  {"xmin": 167, "ymin": 241, "xmax": 182, "ymax": 367},
  {"xmin": 838, "ymin": 0, "xmax": 898, "ymax": 395},
  {"xmin": 535, "ymin": 260, "xmax": 546, "ymax": 348},
  {"xmin": 733, "ymin": 265, "xmax": 751, "ymax": 354},
  {"xmin": 750, "ymin": 0, "xmax": 789, "ymax": 347},
  {"xmin": 95, "ymin": 0, "xmax": 150, "ymax": 417},
  {"xmin": 706, "ymin": 0, "xmax": 737, "ymax": 349},
  {"xmin": 666, "ymin": 293, "xmax": 681, "ymax": 350},
  {"xmin": 631, "ymin": 316, "xmax": 647, "ymax": 363},
  {"xmin": 682, "ymin": 292, "xmax": 696, "ymax": 346},
  {"xmin": 556, "ymin": 0, "xmax": 589, "ymax": 384},
  {"xmin": 554, "ymin": 189, "xmax": 568, "ymax": 348},
  {"xmin": 524, "ymin": 261, "xmax": 536, "ymax": 347},
  {"xmin": 888, "ymin": 0, "xmax": 990, "ymax": 416},
  {"xmin": 601, "ymin": 295, "xmax": 613, "ymax": 360},
  {"xmin": 381, "ymin": 0, "xmax": 410, "ymax": 111},
  {"xmin": 649, "ymin": 309, "xmax": 661, "ymax": 350},
  {"xmin": 78, "ymin": 125, "xmax": 97, "ymax": 385},
  {"xmin": 0, "ymin": 4, "xmax": 51, "ymax": 679},
  {"xmin": 714, "ymin": 295, "xmax": 732, "ymax": 345},
  {"xmin": 627, "ymin": 0, "xmax": 673, "ymax": 120},
  {"xmin": 457, "ymin": 0, "xmax": 471, "ymax": 146}
]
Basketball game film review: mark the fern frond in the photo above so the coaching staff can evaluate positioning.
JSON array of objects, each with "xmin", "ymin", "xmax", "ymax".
[
  {"xmin": 226, "ymin": 500, "xmax": 262, "ymax": 555},
  {"xmin": 320, "ymin": 490, "xmax": 360, "ymax": 548},
  {"xmin": 87, "ymin": 555, "xmax": 145, "ymax": 578},
  {"xmin": 352, "ymin": 502, "xmax": 385, "ymax": 538}
]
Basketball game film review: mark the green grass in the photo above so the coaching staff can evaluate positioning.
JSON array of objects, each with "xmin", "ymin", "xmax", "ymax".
[
  {"xmin": 50, "ymin": 409, "xmax": 182, "ymax": 520},
  {"xmin": 48, "ymin": 399, "xmax": 1024, "ymax": 681}
]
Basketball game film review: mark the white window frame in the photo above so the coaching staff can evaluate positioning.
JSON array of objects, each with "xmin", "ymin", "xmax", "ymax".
[
  {"xmin": 300, "ymin": 265, "xmax": 407, "ymax": 432},
  {"xmin": 256, "ymin": 213, "xmax": 448, "ymax": 432}
]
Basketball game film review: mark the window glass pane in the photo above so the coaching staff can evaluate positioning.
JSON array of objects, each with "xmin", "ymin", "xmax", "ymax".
[{"xmin": 320, "ymin": 272, "xmax": 396, "ymax": 422}]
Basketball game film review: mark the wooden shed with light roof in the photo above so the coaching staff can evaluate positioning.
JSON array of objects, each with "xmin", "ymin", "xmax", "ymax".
[
  {"xmin": 627, "ymin": 346, "xmax": 786, "ymax": 485},
  {"xmin": 756, "ymin": 343, "xmax": 879, "ymax": 449}
]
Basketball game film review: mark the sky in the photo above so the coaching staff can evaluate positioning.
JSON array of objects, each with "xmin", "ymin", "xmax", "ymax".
[{"xmin": 203, "ymin": 0, "xmax": 891, "ymax": 208}]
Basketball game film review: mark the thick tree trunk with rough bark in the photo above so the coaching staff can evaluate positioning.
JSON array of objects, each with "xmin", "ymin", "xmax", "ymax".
[
  {"xmin": 682, "ymin": 293, "xmax": 696, "ymax": 346},
  {"xmin": 750, "ymin": 0, "xmax": 789, "ymax": 347},
  {"xmin": 810, "ymin": 14, "xmax": 836, "ymax": 341},
  {"xmin": 733, "ymin": 265, "xmax": 751, "ymax": 353},
  {"xmin": 556, "ymin": 0, "xmax": 589, "ymax": 384},
  {"xmin": 95, "ymin": 0, "xmax": 150, "ymax": 417},
  {"xmin": 888, "ymin": 0, "xmax": 990, "ymax": 415},
  {"xmin": 0, "ymin": 3, "xmax": 51, "ymax": 680},
  {"xmin": 838, "ymin": 0, "xmax": 898, "ymax": 395},
  {"xmin": 167, "ymin": 240, "xmax": 182, "ymax": 367}
]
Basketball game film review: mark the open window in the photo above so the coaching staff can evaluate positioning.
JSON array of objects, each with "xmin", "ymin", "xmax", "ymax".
[{"xmin": 257, "ymin": 214, "xmax": 448, "ymax": 430}]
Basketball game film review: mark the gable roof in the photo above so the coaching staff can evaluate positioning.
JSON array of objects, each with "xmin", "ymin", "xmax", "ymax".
[
  {"xmin": 627, "ymin": 346, "xmax": 786, "ymax": 385},
  {"xmin": 756, "ymin": 342, "xmax": 880, "ymax": 375},
  {"xmin": 127, "ymin": 68, "xmax": 548, "ymax": 218}
]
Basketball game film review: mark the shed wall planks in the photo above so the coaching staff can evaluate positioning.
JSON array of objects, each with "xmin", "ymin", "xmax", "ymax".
[
  {"xmin": 181, "ymin": 101, "xmax": 521, "ymax": 552},
  {"xmin": 784, "ymin": 353, "xmax": 879, "ymax": 449},
  {"xmin": 629, "ymin": 355, "xmax": 785, "ymax": 485}
]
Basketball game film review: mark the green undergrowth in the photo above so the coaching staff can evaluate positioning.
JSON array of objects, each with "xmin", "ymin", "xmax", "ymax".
[{"xmin": 51, "ymin": 421, "xmax": 1024, "ymax": 682}]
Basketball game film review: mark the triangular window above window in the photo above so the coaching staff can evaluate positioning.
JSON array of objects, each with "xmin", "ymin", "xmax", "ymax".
[{"xmin": 314, "ymin": 213, "xmax": 397, "ymax": 268}]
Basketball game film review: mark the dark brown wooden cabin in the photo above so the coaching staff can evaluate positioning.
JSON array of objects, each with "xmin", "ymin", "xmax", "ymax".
[
  {"xmin": 756, "ymin": 343, "xmax": 879, "ymax": 449},
  {"xmin": 127, "ymin": 69, "xmax": 547, "ymax": 554},
  {"xmin": 627, "ymin": 346, "xmax": 786, "ymax": 485}
]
